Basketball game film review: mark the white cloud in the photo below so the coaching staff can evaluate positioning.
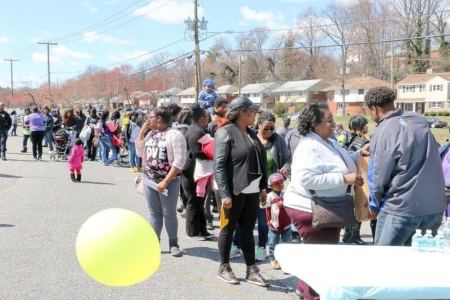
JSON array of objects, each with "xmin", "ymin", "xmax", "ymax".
[
  {"xmin": 240, "ymin": 6, "xmax": 285, "ymax": 29},
  {"xmin": 108, "ymin": 50, "xmax": 151, "ymax": 64},
  {"xmin": 81, "ymin": 0, "xmax": 98, "ymax": 13},
  {"xmin": 0, "ymin": 36, "xmax": 11, "ymax": 43},
  {"xmin": 135, "ymin": 0, "xmax": 204, "ymax": 24},
  {"xmin": 32, "ymin": 45, "xmax": 93, "ymax": 66},
  {"xmin": 83, "ymin": 31, "xmax": 133, "ymax": 45}
]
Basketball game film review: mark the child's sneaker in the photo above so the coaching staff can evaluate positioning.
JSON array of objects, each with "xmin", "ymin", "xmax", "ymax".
[
  {"xmin": 255, "ymin": 246, "xmax": 266, "ymax": 262},
  {"xmin": 270, "ymin": 260, "xmax": 281, "ymax": 270},
  {"xmin": 229, "ymin": 245, "xmax": 241, "ymax": 259}
]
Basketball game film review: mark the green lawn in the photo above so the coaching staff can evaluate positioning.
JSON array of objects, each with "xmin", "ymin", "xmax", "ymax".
[{"xmin": 277, "ymin": 115, "xmax": 450, "ymax": 145}]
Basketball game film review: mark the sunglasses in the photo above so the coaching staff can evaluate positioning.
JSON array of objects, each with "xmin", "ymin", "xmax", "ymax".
[{"xmin": 263, "ymin": 127, "xmax": 275, "ymax": 132}]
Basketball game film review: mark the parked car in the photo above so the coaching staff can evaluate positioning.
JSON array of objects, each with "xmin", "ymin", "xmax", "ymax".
[
  {"xmin": 425, "ymin": 117, "xmax": 448, "ymax": 128},
  {"xmin": 290, "ymin": 112, "xmax": 300, "ymax": 122}
]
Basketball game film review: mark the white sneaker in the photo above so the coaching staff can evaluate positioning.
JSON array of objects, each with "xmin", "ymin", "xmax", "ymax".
[
  {"xmin": 255, "ymin": 246, "xmax": 267, "ymax": 262},
  {"xmin": 229, "ymin": 245, "xmax": 242, "ymax": 259}
]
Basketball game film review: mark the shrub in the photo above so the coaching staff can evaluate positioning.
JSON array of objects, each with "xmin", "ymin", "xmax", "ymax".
[
  {"xmin": 294, "ymin": 103, "xmax": 305, "ymax": 113},
  {"xmin": 272, "ymin": 102, "xmax": 288, "ymax": 117},
  {"xmin": 440, "ymin": 111, "xmax": 450, "ymax": 116},
  {"xmin": 424, "ymin": 112, "xmax": 430, "ymax": 116},
  {"xmin": 429, "ymin": 111, "xmax": 437, "ymax": 116}
]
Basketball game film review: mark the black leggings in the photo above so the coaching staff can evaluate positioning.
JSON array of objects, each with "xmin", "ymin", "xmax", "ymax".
[
  {"xmin": 218, "ymin": 192, "xmax": 259, "ymax": 266},
  {"xmin": 30, "ymin": 131, "xmax": 45, "ymax": 158}
]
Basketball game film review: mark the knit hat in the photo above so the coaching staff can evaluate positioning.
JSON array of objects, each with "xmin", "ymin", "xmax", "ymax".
[
  {"xmin": 268, "ymin": 173, "xmax": 285, "ymax": 187},
  {"xmin": 202, "ymin": 79, "xmax": 215, "ymax": 88}
]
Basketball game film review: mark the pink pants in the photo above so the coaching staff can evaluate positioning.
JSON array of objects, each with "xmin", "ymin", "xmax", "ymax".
[{"xmin": 196, "ymin": 175, "xmax": 214, "ymax": 198}]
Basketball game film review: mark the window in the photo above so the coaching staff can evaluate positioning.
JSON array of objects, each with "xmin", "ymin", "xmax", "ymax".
[
  {"xmin": 430, "ymin": 84, "xmax": 444, "ymax": 92},
  {"xmin": 419, "ymin": 84, "xmax": 426, "ymax": 92},
  {"xmin": 243, "ymin": 93, "xmax": 250, "ymax": 97},
  {"xmin": 298, "ymin": 91, "xmax": 304, "ymax": 96},
  {"xmin": 358, "ymin": 89, "xmax": 365, "ymax": 95},
  {"xmin": 340, "ymin": 89, "xmax": 350, "ymax": 96},
  {"xmin": 252, "ymin": 93, "xmax": 259, "ymax": 97},
  {"xmin": 429, "ymin": 102, "xmax": 444, "ymax": 109},
  {"xmin": 337, "ymin": 103, "xmax": 344, "ymax": 109}
]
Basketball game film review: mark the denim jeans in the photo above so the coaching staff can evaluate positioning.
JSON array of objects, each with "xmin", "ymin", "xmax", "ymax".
[
  {"xmin": 44, "ymin": 130, "xmax": 54, "ymax": 151},
  {"xmin": 128, "ymin": 142, "xmax": 141, "ymax": 168},
  {"xmin": 268, "ymin": 228, "xmax": 291, "ymax": 260},
  {"xmin": 23, "ymin": 134, "xmax": 30, "ymax": 149},
  {"xmin": 375, "ymin": 210, "xmax": 444, "ymax": 246},
  {"xmin": 257, "ymin": 207, "xmax": 268, "ymax": 248},
  {"xmin": 98, "ymin": 135, "xmax": 117, "ymax": 164},
  {"xmin": 0, "ymin": 130, "xmax": 7, "ymax": 153}
]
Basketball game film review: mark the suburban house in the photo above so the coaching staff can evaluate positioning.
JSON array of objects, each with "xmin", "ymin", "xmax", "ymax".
[
  {"xmin": 396, "ymin": 71, "xmax": 450, "ymax": 114},
  {"xmin": 216, "ymin": 85, "xmax": 238, "ymax": 101},
  {"xmin": 272, "ymin": 79, "xmax": 328, "ymax": 108},
  {"xmin": 324, "ymin": 76, "xmax": 391, "ymax": 115},
  {"xmin": 157, "ymin": 87, "xmax": 183, "ymax": 106},
  {"xmin": 238, "ymin": 82, "xmax": 281, "ymax": 110},
  {"xmin": 177, "ymin": 87, "xmax": 196, "ymax": 105},
  {"xmin": 129, "ymin": 91, "xmax": 156, "ymax": 109}
]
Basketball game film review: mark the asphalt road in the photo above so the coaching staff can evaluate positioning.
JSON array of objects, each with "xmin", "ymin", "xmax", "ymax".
[{"xmin": 0, "ymin": 131, "xmax": 373, "ymax": 300}]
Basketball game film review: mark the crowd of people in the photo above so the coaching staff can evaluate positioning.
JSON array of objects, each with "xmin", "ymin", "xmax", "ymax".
[{"xmin": 0, "ymin": 84, "xmax": 448, "ymax": 300}]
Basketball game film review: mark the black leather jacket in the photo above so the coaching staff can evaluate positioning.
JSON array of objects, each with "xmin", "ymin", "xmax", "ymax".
[{"xmin": 214, "ymin": 123, "xmax": 267, "ymax": 199}]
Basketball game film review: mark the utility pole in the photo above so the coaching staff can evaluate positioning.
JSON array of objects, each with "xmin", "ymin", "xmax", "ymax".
[
  {"xmin": 3, "ymin": 58, "xmax": 19, "ymax": 107},
  {"xmin": 390, "ymin": 34, "xmax": 395, "ymax": 90},
  {"xmin": 38, "ymin": 42, "xmax": 58, "ymax": 102},
  {"xmin": 193, "ymin": 0, "xmax": 201, "ymax": 102},
  {"xmin": 238, "ymin": 55, "xmax": 242, "ymax": 96},
  {"xmin": 341, "ymin": 46, "xmax": 347, "ymax": 116}
]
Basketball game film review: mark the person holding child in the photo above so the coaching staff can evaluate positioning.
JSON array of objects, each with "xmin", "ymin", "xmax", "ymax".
[
  {"xmin": 198, "ymin": 79, "xmax": 217, "ymax": 114},
  {"xmin": 261, "ymin": 173, "xmax": 291, "ymax": 270},
  {"xmin": 67, "ymin": 138, "xmax": 84, "ymax": 182}
]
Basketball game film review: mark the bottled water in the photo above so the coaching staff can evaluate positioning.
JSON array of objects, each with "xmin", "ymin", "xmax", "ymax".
[
  {"xmin": 443, "ymin": 217, "xmax": 450, "ymax": 251},
  {"xmin": 411, "ymin": 229, "xmax": 423, "ymax": 251},
  {"xmin": 422, "ymin": 230, "xmax": 435, "ymax": 252},
  {"xmin": 434, "ymin": 231, "xmax": 446, "ymax": 253}
]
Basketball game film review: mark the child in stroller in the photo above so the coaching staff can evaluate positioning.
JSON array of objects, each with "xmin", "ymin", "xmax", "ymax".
[{"xmin": 51, "ymin": 127, "xmax": 76, "ymax": 160}]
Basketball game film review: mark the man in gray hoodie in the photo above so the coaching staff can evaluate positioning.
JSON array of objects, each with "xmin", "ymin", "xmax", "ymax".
[{"xmin": 365, "ymin": 87, "xmax": 446, "ymax": 246}]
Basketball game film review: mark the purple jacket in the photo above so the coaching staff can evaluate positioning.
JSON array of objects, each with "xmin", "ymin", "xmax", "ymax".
[{"xmin": 28, "ymin": 113, "xmax": 46, "ymax": 132}]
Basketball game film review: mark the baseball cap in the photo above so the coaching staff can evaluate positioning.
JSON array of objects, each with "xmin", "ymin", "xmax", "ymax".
[
  {"xmin": 268, "ymin": 173, "xmax": 285, "ymax": 187},
  {"xmin": 228, "ymin": 97, "xmax": 260, "ymax": 112}
]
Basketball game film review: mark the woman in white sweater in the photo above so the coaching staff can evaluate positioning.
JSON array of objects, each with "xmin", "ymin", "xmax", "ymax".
[{"xmin": 284, "ymin": 103, "xmax": 364, "ymax": 300}]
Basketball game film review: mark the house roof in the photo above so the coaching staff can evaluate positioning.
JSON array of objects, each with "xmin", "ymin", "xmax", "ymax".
[
  {"xmin": 216, "ymin": 85, "xmax": 238, "ymax": 94},
  {"xmin": 239, "ymin": 82, "xmax": 280, "ymax": 94},
  {"xmin": 397, "ymin": 73, "xmax": 450, "ymax": 85},
  {"xmin": 323, "ymin": 76, "xmax": 390, "ymax": 91},
  {"xmin": 177, "ymin": 87, "xmax": 195, "ymax": 96},
  {"xmin": 272, "ymin": 79, "xmax": 323, "ymax": 93},
  {"xmin": 158, "ymin": 87, "xmax": 183, "ymax": 96}
]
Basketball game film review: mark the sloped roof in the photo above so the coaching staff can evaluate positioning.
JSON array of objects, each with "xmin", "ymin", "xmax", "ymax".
[
  {"xmin": 272, "ymin": 79, "xmax": 323, "ymax": 93},
  {"xmin": 177, "ymin": 87, "xmax": 195, "ymax": 96},
  {"xmin": 216, "ymin": 85, "xmax": 238, "ymax": 94},
  {"xmin": 397, "ymin": 73, "xmax": 450, "ymax": 85},
  {"xmin": 239, "ymin": 82, "xmax": 280, "ymax": 94},
  {"xmin": 158, "ymin": 87, "xmax": 183, "ymax": 96},
  {"xmin": 323, "ymin": 76, "xmax": 390, "ymax": 91}
]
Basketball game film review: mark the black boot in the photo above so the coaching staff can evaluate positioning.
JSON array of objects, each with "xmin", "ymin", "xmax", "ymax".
[
  {"xmin": 1, "ymin": 152, "xmax": 5, "ymax": 161},
  {"xmin": 70, "ymin": 174, "xmax": 77, "ymax": 183},
  {"xmin": 20, "ymin": 147, "xmax": 27, "ymax": 153},
  {"xmin": 370, "ymin": 219, "xmax": 377, "ymax": 242},
  {"xmin": 348, "ymin": 222, "xmax": 365, "ymax": 245},
  {"xmin": 342, "ymin": 227, "xmax": 352, "ymax": 243},
  {"xmin": 76, "ymin": 174, "xmax": 81, "ymax": 182}
]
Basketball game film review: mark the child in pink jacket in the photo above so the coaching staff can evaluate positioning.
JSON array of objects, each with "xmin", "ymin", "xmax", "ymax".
[{"xmin": 67, "ymin": 138, "xmax": 84, "ymax": 182}]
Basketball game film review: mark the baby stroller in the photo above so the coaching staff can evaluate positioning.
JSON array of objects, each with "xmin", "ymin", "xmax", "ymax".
[{"xmin": 50, "ymin": 127, "xmax": 74, "ymax": 160}]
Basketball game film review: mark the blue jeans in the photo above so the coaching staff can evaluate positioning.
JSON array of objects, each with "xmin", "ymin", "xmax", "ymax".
[
  {"xmin": 0, "ymin": 130, "xmax": 7, "ymax": 153},
  {"xmin": 98, "ymin": 135, "xmax": 117, "ymax": 164},
  {"xmin": 268, "ymin": 228, "xmax": 291, "ymax": 260},
  {"xmin": 375, "ymin": 210, "xmax": 443, "ymax": 246},
  {"xmin": 257, "ymin": 208, "xmax": 269, "ymax": 248},
  {"xmin": 45, "ymin": 130, "xmax": 54, "ymax": 151},
  {"xmin": 128, "ymin": 142, "xmax": 141, "ymax": 168}
]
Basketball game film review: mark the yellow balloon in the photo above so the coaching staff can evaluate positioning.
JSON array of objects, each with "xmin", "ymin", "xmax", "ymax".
[{"xmin": 76, "ymin": 208, "xmax": 161, "ymax": 287}]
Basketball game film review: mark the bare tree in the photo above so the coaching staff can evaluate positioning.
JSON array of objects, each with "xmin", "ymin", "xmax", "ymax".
[
  {"xmin": 432, "ymin": 1, "xmax": 450, "ymax": 71},
  {"xmin": 321, "ymin": 2, "xmax": 356, "ymax": 115}
]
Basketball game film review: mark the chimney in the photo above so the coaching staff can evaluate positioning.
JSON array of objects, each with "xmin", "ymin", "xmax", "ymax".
[{"xmin": 426, "ymin": 68, "xmax": 433, "ymax": 74}]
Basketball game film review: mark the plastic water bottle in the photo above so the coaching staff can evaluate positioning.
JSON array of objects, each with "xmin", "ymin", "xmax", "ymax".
[
  {"xmin": 434, "ymin": 231, "xmax": 446, "ymax": 253},
  {"xmin": 443, "ymin": 217, "xmax": 450, "ymax": 251},
  {"xmin": 411, "ymin": 229, "xmax": 423, "ymax": 251},
  {"xmin": 422, "ymin": 230, "xmax": 435, "ymax": 252}
]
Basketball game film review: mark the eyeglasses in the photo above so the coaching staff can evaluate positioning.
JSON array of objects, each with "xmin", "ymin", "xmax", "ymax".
[{"xmin": 263, "ymin": 127, "xmax": 275, "ymax": 132}]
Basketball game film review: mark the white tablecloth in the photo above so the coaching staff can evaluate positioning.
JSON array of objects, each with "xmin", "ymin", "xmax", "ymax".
[{"xmin": 274, "ymin": 244, "xmax": 450, "ymax": 300}]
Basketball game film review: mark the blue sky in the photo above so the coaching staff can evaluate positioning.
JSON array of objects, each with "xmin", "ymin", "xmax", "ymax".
[{"xmin": 0, "ymin": 0, "xmax": 331, "ymax": 88}]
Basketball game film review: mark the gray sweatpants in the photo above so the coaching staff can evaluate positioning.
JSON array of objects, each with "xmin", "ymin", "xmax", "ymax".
[{"xmin": 144, "ymin": 177, "xmax": 181, "ymax": 248}]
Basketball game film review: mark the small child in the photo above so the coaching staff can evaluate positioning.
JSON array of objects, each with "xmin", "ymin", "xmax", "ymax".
[
  {"xmin": 67, "ymin": 138, "xmax": 85, "ymax": 182},
  {"xmin": 198, "ymin": 79, "xmax": 217, "ymax": 114},
  {"xmin": 261, "ymin": 173, "xmax": 291, "ymax": 270}
]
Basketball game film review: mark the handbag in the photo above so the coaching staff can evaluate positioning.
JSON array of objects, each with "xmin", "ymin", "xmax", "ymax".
[
  {"xmin": 310, "ymin": 187, "xmax": 356, "ymax": 229},
  {"xmin": 135, "ymin": 174, "xmax": 144, "ymax": 195},
  {"xmin": 92, "ymin": 136, "xmax": 99, "ymax": 147},
  {"xmin": 79, "ymin": 126, "xmax": 91, "ymax": 142}
]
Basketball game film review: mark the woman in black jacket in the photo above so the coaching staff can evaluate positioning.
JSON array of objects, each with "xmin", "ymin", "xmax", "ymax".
[
  {"xmin": 215, "ymin": 97, "xmax": 268, "ymax": 287},
  {"xmin": 181, "ymin": 104, "xmax": 214, "ymax": 240}
]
